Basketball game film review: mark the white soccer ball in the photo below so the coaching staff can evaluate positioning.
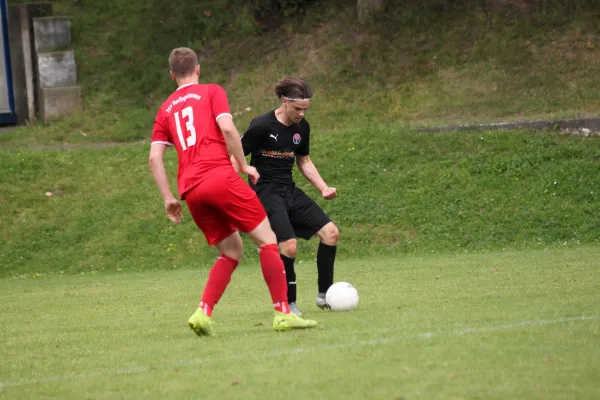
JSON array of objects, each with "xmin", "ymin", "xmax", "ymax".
[{"xmin": 326, "ymin": 282, "xmax": 359, "ymax": 311}]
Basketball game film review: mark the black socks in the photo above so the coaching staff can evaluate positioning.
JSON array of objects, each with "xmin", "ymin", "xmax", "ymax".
[
  {"xmin": 316, "ymin": 242, "xmax": 336, "ymax": 294},
  {"xmin": 280, "ymin": 254, "xmax": 297, "ymax": 303}
]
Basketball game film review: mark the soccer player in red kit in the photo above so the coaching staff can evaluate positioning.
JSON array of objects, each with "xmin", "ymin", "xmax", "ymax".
[{"xmin": 148, "ymin": 47, "xmax": 317, "ymax": 336}]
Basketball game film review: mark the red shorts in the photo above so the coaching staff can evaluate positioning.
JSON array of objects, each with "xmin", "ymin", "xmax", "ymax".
[{"xmin": 184, "ymin": 167, "xmax": 267, "ymax": 245}]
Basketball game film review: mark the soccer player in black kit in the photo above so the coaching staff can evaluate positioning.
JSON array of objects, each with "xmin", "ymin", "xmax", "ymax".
[{"xmin": 234, "ymin": 76, "xmax": 339, "ymax": 316}]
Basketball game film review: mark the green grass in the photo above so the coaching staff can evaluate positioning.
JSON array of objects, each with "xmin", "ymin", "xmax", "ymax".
[
  {"xmin": 3, "ymin": 0, "xmax": 600, "ymax": 147},
  {"xmin": 2, "ymin": 128, "xmax": 599, "ymax": 278},
  {"xmin": 1, "ymin": 246, "xmax": 599, "ymax": 399},
  {"xmin": 2, "ymin": 2, "xmax": 599, "ymax": 398}
]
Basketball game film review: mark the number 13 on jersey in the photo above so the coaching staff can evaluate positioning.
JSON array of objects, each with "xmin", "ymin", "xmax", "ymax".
[{"xmin": 174, "ymin": 106, "xmax": 196, "ymax": 150}]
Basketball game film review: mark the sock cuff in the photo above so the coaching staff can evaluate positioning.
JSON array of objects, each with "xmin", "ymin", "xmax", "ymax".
[
  {"xmin": 218, "ymin": 254, "xmax": 239, "ymax": 267},
  {"xmin": 280, "ymin": 253, "xmax": 296, "ymax": 262},
  {"xmin": 259, "ymin": 243, "xmax": 279, "ymax": 253},
  {"xmin": 318, "ymin": 242, "xmax": 337, "ymax": 250}
]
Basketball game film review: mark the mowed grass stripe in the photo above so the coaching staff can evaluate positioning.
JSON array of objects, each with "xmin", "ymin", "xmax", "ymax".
[
  {"xmin": 2, "ymin": 314, "xmax": 597, "ymax": 388},
  {"xmin": 1, "ymin": 246, "xmax": 599, "ymax": 399}
]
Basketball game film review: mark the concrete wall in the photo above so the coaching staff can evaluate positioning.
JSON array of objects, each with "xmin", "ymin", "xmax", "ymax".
[
  {"xmin": 7, "ymin": 6, "xmax": 27, "ymax": 123},
  {"xmin": 7, "ymin": 3, "xmax": 52, "ymax": 123},
  {"xmin": 38, "ymin": 85, "xmax": 81, "ymax": 121},
  {"xmin": 37, "ymin": 51, "xmax": 77, "ymax": 87},
  {"xmin": 32, "ymin": 16, "xmax": 81, "ymax": 123},
  {"xmin": 33, "ymin": 16, "xmax": 71, "ymax": 53},
  {"xmin": 7, "ymin": 4, "xmax": 81, "ymax": 124}
]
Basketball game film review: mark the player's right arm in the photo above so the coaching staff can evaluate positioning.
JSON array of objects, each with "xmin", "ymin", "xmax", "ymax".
[
  {"xmin": 218, "ymin": 115, "xmax": 259, "ymax": 185},
  {"xmin": 230, "ymin": 120, "xmax": 261, "ymax": 173},
  {"xmin": 210, "ymin": 84, "xmax": 259, "ymax": 184}
]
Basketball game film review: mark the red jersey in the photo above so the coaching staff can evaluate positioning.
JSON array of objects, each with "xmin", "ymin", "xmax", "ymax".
[{"xmin": 151, "ymin": 83, "xmax": 233, "ymax": 198}]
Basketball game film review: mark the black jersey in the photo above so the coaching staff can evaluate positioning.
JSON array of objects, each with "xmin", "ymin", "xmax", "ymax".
[{"xmin": 241, "ymin": 110, "xmax": 310, "ymax": 186}]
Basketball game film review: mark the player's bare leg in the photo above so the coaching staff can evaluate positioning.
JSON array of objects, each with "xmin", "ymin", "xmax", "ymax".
[
  {"xmin": 315, "ymin": 222, "xmax": 339, "ymax": 310},
  {"xmin": 216, "ymin": 231, "xmax": 244, "ymax": 261}
]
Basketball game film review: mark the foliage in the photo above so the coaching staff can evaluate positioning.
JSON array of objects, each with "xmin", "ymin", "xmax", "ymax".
[
  {"xmin": 249, "ymin": 0, "xmax": 320, "ymax": 20},
  {"xmin": 4, "ymin": 0, "xmax": 600, "ymax": 146}
]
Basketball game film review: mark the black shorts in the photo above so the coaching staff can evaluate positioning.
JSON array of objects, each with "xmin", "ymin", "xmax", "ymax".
[{"xmin": 255, "ymin": 183, "xmax": 332, "ymax": 241}]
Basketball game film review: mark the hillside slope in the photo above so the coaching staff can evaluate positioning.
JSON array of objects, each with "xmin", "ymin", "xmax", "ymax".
[
  {"xmin": 2, "ymin": 127, "xmax": 599, "ymax": 277},
  {"xmin": 3, "ymin": 0, "xmax": 600, "ymax": 145},
  {"xmin": 1, "ymin": 1, "xmax": 599, "ymax": 278}
]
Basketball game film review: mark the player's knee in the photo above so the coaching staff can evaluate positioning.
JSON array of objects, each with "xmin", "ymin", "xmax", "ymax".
[
  {"xmin": 247, "ymin": 218, "xmax": 278, "ymax": 247},
  {"xmin": 216, "ymin": 231, "xmax": 244, "ymax": 260},
  {"xmin": 323, "ymin": 224, "xmax": 339, "ymax": 246},
  {"xmin": 279, "ymin": 239, "xmax": 297, "ymax": 258},
  {"xmin": 223, "ymin": 246, "xmax": 243, "ymax": 261},
  {"xmin": 221, "ymin": 241, "xmax": 243, "ymax": 261},
  {"xmin": 252, "ymin": 229, "xmax": 278, "ymax": 249}
]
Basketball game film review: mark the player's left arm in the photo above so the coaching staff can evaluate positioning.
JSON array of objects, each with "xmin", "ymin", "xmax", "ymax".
[
  {"xmin": 296, "ymin": 155, "xmax": 337, "ymax": 200},
  {"xmin": 149, "ymin": 143, "xmax": 182, "ymax": 224}
]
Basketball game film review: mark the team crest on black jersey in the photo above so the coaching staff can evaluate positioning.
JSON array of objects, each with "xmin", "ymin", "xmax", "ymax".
[{"xmin": 293, "ymin": 133, "xmax": 301, "ymax": 145}]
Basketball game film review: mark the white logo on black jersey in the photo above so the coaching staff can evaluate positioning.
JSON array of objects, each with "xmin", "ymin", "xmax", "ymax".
[{"xmin": 270, "ymin": 134, "xmax": 279, "ymax": 141}]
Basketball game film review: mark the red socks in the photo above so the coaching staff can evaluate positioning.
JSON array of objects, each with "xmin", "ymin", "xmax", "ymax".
[
  {"xmin": 199, "ymin": 246, "xmax": 290, "ymax": 316},
  {"xmin": 199, "ymin": 254, "xmax": 239, "ymax": 317},
  {"xmin": 259, "ymin": 244, "xmax": 290, "ymax": 314}
]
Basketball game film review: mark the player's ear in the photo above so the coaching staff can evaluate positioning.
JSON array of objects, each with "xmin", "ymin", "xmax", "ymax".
[
  {"xmin": 196, "ymin": 64, "xmax": 200, "ymax": 76},
  {"xmin": 169, "ymin": 71, "xmax": 176, "ymax": 81}
]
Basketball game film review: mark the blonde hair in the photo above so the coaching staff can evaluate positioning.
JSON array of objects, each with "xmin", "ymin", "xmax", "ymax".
[{"xmin": 168, "ymin": 47, "xmax": 198, "ymax": 78}]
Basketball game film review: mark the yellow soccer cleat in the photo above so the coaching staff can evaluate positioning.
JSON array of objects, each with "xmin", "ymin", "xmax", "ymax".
[
  {"xmin": 272, "ymin": 311, "xmax": 317, "ymax": 332},
  {"xmin": 188, "ymin": 308, "xmax": 215, "ymax": 337}
]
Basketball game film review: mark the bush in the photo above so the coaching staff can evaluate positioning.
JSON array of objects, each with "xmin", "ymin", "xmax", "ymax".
[{"xmin": 247, "ymin": 0, "xmax": 319, "ymax": 28}]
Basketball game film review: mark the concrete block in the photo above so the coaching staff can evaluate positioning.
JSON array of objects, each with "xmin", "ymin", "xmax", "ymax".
[
  {"xmin": 38, "ymin": 85, "xmax": 81, "ymax": 123},
  {"xmin": 33, "ymin": 16, "xmax": 71, "ymax": 53},
  {"xmin": 37, "ymin": 51, "xmax": 77, "ymax": 88}
]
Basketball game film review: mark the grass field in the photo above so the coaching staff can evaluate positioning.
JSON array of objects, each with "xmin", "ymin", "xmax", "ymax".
[
  {"xmin": 1, "ymin": 246, "xmax": 599, "ymax": 399},
  {"xmin": 2, "ymin": 1, "xmax": 600, "ymax": 398}
]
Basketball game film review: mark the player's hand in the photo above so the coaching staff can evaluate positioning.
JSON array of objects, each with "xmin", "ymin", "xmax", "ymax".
[
  {"xmin": 322, "ymin": 186, "xmax": 337, "ymax": 200},
  {"xmin": 241, "ymin": 165, "xmax": 260, "ymax": 185},
  {"xmin": 164, "ymin": 199, "xmax": 183, "ymax": 224}
]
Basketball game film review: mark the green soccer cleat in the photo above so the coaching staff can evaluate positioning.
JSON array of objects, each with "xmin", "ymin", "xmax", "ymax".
[
  {"xmin": 273, "ymin": 311, "xmax": 317, "ymax": 332},
  {"xmin": 188, "ymin": 308, "xmax": 215, "ymax": 337}
]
